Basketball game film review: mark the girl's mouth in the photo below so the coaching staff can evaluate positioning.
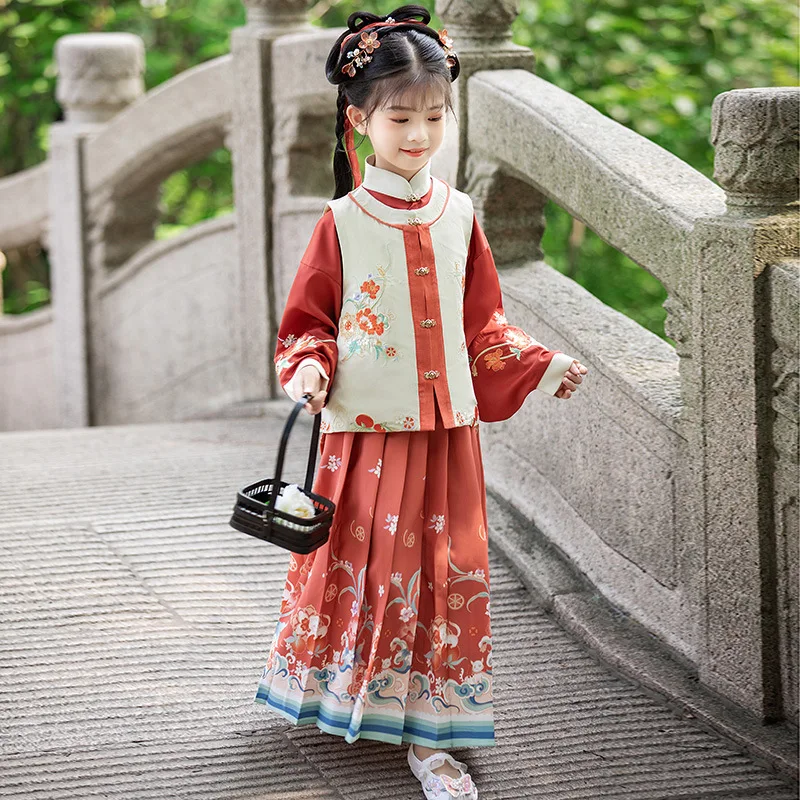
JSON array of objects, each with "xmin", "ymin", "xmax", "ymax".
[{"xmin": 401, "ymin": 148, "xmax": 428, "ymax": 157}]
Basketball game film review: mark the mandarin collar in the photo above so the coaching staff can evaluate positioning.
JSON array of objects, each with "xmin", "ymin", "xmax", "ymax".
[{"xmin": 361, "ymin": 152, "xmax": 432, "ymax": 202}]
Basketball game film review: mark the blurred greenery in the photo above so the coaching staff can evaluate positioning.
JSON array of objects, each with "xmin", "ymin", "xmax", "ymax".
[{"xmin": 1, "ymin": 0, "xmax": 797, "ymax": 343}]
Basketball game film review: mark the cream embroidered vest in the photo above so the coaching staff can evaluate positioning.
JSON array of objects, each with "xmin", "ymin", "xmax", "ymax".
[{"xmin": 320, "ymin": 177, "xmax": 479, "ymax": 433}]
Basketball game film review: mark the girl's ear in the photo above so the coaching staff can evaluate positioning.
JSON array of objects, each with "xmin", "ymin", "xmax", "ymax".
[{"xmin": 346, "ymin": 104, "xmax": 368, "ymax": 136}]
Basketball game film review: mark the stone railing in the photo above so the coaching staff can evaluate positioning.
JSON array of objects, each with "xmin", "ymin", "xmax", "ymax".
[{"xmin": 0, "ymin": 0, "xmax": 796, "ymax": 744}]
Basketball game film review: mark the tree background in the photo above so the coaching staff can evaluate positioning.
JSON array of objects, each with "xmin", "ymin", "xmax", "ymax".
[{"xmin": 1, "ymin": 0, "xmax": 796, "ymax": 342}]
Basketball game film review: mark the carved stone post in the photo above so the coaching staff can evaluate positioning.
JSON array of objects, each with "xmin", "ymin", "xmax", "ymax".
[
  {"xmin": 49, "ymin": 33, "xmax": 144, "ymax": 426},
  {"xmin": 690, "ymin": 87, "xmax": 799, "ymax": 719},
  {"xmin": 435, "ymin": 0, "xmax": 533, "ymax": 191},
  {"xmin": 436, "ymin": 1, "xmax": 546, "ymax": 267},
  {"xmin": 230, "ymin": 0, "xmax": 314, "ymax": 404}
]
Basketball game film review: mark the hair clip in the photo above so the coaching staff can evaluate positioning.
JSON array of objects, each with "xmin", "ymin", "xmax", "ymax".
[{"xmin": 341, "ymin": 30, "xmax": 381, "ymax": 78}]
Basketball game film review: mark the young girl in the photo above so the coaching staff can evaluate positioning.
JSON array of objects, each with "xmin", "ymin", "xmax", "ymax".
[{"xmin": 254, "ymin": 6, "xmax": 588, "ymax": 798}]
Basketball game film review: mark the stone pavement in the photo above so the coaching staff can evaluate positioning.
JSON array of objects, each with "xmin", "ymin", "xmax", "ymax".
[{"xmin": 1, "ymin": 403, "xmax": 797, "ymax": 800}]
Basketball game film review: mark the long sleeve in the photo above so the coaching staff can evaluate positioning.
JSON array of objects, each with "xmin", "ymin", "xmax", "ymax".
[
  {"xmin": 463, "ymin": 213, "xmax": 577, "ymax": 422},
  {"xmin": 274, "ymin": 209, "xmax": 342, "ymax": 403}
]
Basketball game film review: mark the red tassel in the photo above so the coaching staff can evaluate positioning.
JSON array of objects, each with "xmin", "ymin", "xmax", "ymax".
[{"xmin": 344, "ymin": 107, "xmax": 362, "ymax": 188}]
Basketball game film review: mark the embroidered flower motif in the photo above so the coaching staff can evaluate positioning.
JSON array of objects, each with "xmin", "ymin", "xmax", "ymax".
[
  {"xmin": 504, "ymin": 327, "xmax": 533, "ymax": 350},
  {"xmin": 360, "ymin": 278, "xmax": 380, "ymax": 299},
  {"xmin": 399, "ymin": 605, "xmax": 414, "ymax": 622},
  {"xmin": 356, "ymin": 307, "xmax": 384, "ymax": 335},
  {"xmin": 484, "ymin": 348, "xmax": 506, "ymax": 371},
  {"xmin": 368, "ymin": 457, "xmax": 382, "ymax": 477},
  {"xmin": 492, "ymin": 310, "xmax": 507, "ymax": 325},
  {"xmin": 341, "ymin": 270, "xmax": 397, "ymax": 364},
  {"xmin": 402, "ymin": 416, "xmax": 416, "ymax": 430},
  {"xmin": 384, "ymin": 513, "xmax": 399, "ymax": 535},
  {"xmin": 391, "ymin": 571, "xmax": 402, "ymax": 583},
  {"xmin": 281, "ymin": 333, "xmax": 298, "ymax": 348},
  {"xmin": 378, "ymin": 584, "xmax": 385, "ymax": 597},
  {"xmin": 429, "ymin": 513, "xmax": 445, "ymax": 534},
  {"xmin": 323, "ymin": 454, "xmax": 342, "ymax": 472}
]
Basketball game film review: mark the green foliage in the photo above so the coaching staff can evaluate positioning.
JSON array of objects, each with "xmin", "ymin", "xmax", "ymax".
[{"xmin": 1, "ymin": 0, "xmax": 796, "ymax": 342}]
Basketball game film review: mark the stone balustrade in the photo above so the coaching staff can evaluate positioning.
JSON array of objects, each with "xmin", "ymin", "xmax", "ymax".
[{"xmin": 0, "ymin": 0, "xmax": 796, "ymax": 749}]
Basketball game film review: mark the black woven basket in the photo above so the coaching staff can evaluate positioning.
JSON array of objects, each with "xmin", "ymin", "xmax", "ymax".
[{"xmin": 229, "ymin": 393, "xmax": 335, "ymax": 554}]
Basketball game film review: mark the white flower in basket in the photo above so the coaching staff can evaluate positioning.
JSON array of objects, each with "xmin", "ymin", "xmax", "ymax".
[{"xmin": 272, "ymin": 483, "xmax": 317, "ymax": 531}]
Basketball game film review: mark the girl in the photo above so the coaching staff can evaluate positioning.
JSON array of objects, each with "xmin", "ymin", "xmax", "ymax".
[{"xmin": 254, "ymin": 6, "xmax": 588, "ymax": 798}]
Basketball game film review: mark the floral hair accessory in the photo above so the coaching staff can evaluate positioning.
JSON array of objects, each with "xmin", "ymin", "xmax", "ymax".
[
  {"xmin": 438, "ymin": 28, "xmax": 456, "ymax": 68},
  {"xmin": 341, "ymin": 30, "xmax": 381, "ymax": 78},
  {"xmin": 340, "ymin": 18, "xmax": 457, "ymax": 79}
]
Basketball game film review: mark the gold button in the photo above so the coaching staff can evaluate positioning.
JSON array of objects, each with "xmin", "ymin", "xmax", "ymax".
[
  {"xmin": 414, "ymin": 267, "xmax": 430, "ymax": 276},
  {"xmin": 419, "ymin": 318, "xmax": 436, "ymax": 328},
  {"xmin": 406, "ymin": 192, "xmax": 421, "ymax": 202},
  {"xmin": 423, "ymin": 370, "xmax": 440, "ymax": 380},
  {"xmin": 407, "ymin": 216, "xmax": 423, "ymax": 226}
]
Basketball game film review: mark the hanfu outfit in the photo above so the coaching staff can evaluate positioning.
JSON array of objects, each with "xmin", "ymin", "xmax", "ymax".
[{"xmin": 254, "ymin": 153, "xmax": 576, "ymax": 748}]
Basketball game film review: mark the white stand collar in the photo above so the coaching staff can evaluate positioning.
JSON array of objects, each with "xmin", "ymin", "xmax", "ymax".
[{"xmin": 361, "ymin": 152, "xmax": 432, "ymax": 202}]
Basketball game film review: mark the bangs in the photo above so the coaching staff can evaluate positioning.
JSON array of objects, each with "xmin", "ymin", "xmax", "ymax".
[{"xmin": 372, "ymin": 70, "xmax": 452, "ymax": 114}]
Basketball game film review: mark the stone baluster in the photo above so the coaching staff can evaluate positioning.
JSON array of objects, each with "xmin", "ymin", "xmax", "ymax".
[
  {"xmin": 49, "ymin": 33, "xmax": 145, "ymax": 427},
  {"xmin": 436, "ymin": 1, "xmax": 545, "ymax": 267},
  {"xmin": 230, "ymin": 0, "xmax": 314, "ymax": 404},
  {"xmin": 689, "ymin": 86, "xmax": 798, "ymax": 720}
]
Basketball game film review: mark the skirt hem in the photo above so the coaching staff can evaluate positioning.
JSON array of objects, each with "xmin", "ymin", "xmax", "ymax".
[{"xmin": 253, "ymin": 695, "xmax": 496, "ymax": 749}]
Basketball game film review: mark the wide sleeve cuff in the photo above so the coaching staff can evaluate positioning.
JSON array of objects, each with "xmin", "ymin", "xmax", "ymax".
[
  {"xmin": 536, "ymin": 351, "xmax": 577, "ymax": 396},
  {"xmin": 283, "ymin": 357, "xmax": 330, "ymax": 402}
]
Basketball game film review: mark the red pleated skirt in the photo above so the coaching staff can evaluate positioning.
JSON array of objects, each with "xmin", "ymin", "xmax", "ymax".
[{"xmin": 254, "ymin": 400, "xmax": 495, "ymax": 748}]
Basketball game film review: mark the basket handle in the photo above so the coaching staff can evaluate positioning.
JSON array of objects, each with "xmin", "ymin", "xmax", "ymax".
[{"xmin": 267, "ymin": 393, "xmax": 322, "ymax": 512}]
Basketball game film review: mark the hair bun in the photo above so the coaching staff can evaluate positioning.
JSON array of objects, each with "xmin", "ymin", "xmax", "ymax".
[
  {"xmin": 347, "ymin": 11, "xmax": 382, "ymax": 33},
  {"xmin": 347, "ymin": 5, "xmax": 431, "ymax": 33}
]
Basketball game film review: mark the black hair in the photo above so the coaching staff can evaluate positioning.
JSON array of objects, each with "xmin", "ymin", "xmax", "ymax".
[{"xmin": 324, "ymin": 4, "xmax": 460, "ymax": 200}]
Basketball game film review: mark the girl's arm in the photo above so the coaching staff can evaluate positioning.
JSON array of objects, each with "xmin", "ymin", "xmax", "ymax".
[
  {"xmin": 463, "ymin": 213, "xmax": 580, "ymax": 422},
  {"xmin": 274, "ymin": 210, "xmax": 342, "ymax": 403}
]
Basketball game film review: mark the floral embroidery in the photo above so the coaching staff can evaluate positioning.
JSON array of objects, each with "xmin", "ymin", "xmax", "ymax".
[
  {"xmin": 275, "ymin": 332, "xmax": 337, "ymax": 376},
  {"xmin": 468, "ymin": 323, "xmax": 536, "ymax": 377},
  {"xmin": 323, "ymin": 454, "xmax": 342, "ymax": 472},
  {"xmin": 484, "ymin": 348, "xmax": 505, "ymax": 372},
  {"xmin": 353, "ymin": 412, "xmax": 418, "ymax": 433},
  {"xmin": 340, "ymin": 268, "xmax": 399, "ymax": 364},
  {"xmin": 368, "ymin": 458, "xmax": 382, "ymax": 477},
  {"xmin": 384, "ymin": 513, "xmax": 399, "ymax": 536},
  {"xmin": 429, "ymin": 513, "xmax": 445, "ymax": 534}
]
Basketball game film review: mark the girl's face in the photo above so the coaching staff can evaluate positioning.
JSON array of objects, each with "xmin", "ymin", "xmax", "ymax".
[{"xmin": 346, "ymin": 89, "xmax": 448, "ymax": 182}]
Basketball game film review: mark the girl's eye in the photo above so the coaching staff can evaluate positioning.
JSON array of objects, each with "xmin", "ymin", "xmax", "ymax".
[{"xmin": 391, "ymin": 117, "xmax": 443, "ymax": 124}]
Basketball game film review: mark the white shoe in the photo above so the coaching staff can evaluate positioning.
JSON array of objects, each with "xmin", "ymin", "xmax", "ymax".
[{"xmin": 407, "ymin": 742, "xmax": 479, "ymax": 799}]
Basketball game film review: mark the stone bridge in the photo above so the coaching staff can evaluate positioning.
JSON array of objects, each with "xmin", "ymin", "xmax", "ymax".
[{"xmin": 0, "ymin": 1, "xmax": 797, "ymax": 797}]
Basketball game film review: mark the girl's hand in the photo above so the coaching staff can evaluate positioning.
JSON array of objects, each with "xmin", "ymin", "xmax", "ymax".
[
  {"xmin": 555, "ymin": 360, "xmax": 588, "ymax": 400},
  {"xmin": 297, "ymin": 364, "xmax": 327, "ymax": 415}
]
